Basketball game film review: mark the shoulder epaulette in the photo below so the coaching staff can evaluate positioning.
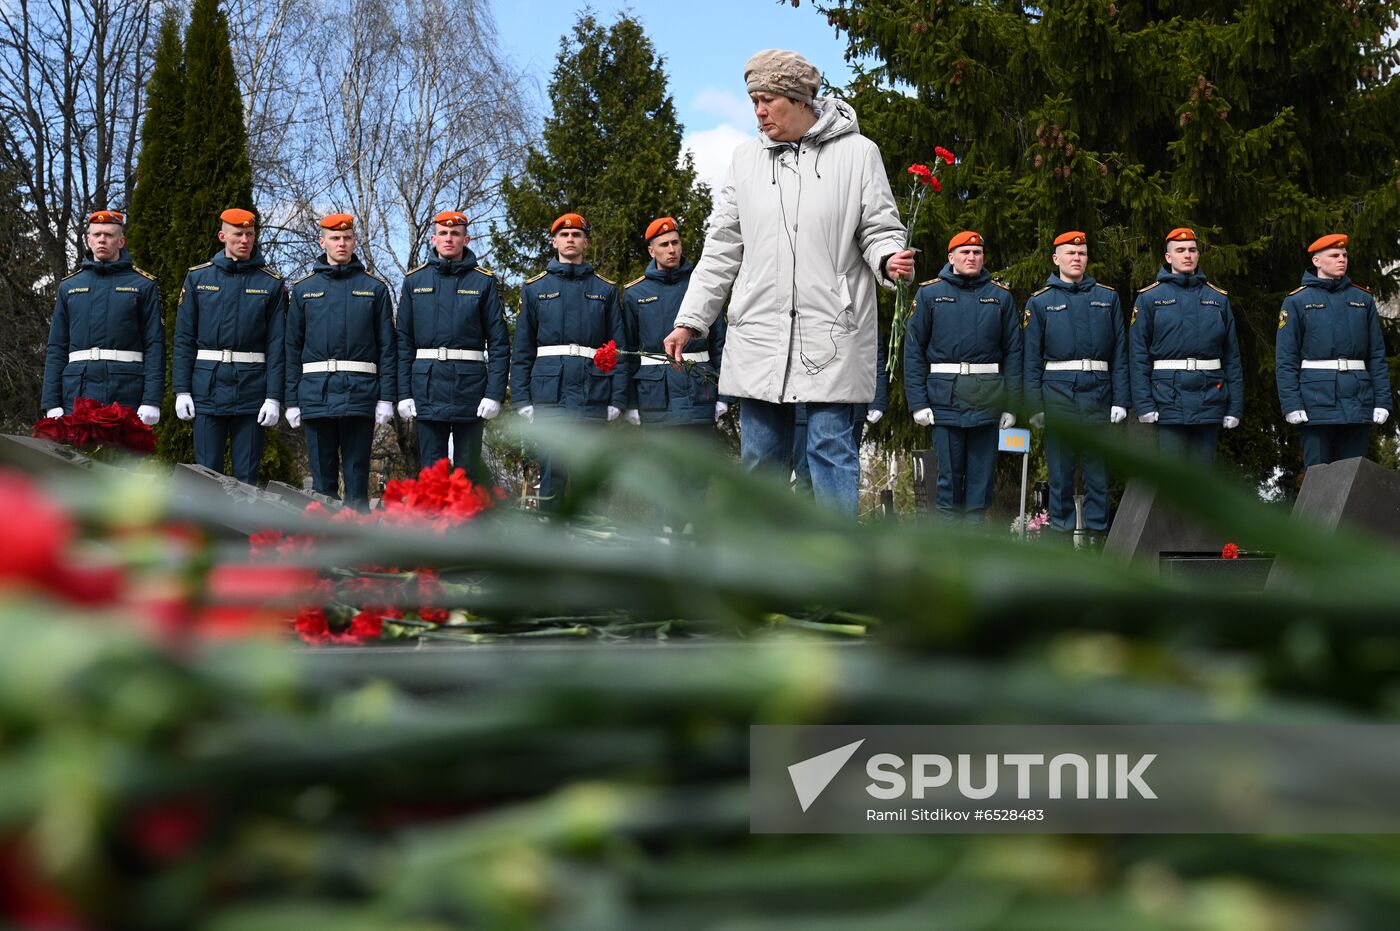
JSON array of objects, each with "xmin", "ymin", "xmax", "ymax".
[
  {"xmin": 292, "ymin": 271, "xmax": 317, "ymax": 286},
  {"xmin": 1354, "ymin": 283, "xmax": 1372, "ymax": 294},
  {"xmin": 594, "ymin": 273, "xmax": 616, "ymax": 285},
  {"xmin": 365, "ymin": 271, "xmax": 389, "ymax": 287},
  {"xmin": 918, "ymin": 277, "xmax": 940, "ymax": 287},
  {"xmin": 1093, "ymin": 282, "xmax": 1116, "ymax": 291},
  {"xmin": 624, "ymin": 275, "xmax": 646, "ymax": 289},
  {"xmin": 991, "ymin": 279, "xmax": 1012, "ymax": 291},
  {"xmin": 1287, "ymin": 286, "xmax": 1306, "ymax": 296},
  {"xmin": 1137, "ymin": 282, "xmax": 1160, "ymax": 293},
  {"xmin": 1207, "ymin": 282, "xmax": 1228, "ymax": 295},
  {"xmin": 187, "ymin": 261, "xmax": 213, "ymax": 272},
  {"xmin": 259, "ymin": 266, "xmax": 282, "ymax": 280},
  {"xmin": 525, "ymin": 271, "xmax": 547, "ymax": 285},
  {"xmin": 405, "ymin": 263, "xmax": 428, "ymax": 276},
  {"xmin": 133, "ymin": 266, "xmax": 157, "ymax": 281},
  {"xmin": 60, "ymin": 268, "xmax": 83, "ymax": 282},
  {"xmin": 1031, "ymin": 286, "xmax": 1050, "ymax": 297},
  {"xmin": 476, "ymin": 265, "xmax": 495, "ymax": 277}
]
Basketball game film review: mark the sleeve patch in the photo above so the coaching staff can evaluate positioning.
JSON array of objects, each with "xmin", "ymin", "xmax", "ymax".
[{"xmin": 1278, "ymin": 308, "xmax": 1289, "ymax": 330}]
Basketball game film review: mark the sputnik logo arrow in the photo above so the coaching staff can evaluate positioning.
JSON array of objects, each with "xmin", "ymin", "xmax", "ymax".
[{"xmin": 788, "ymin": 739, "xmax": 865, "ymax": 812}]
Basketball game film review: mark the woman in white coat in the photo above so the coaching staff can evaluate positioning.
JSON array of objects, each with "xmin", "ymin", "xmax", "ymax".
[{"xmin": 665, "ymin": 49, "xmax": 914, "ymax": 515}]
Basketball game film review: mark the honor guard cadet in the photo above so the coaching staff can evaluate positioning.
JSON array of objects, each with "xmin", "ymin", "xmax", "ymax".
[
  {"xmin": 1022, "ymin": 231, "xmax": 1129, "ymax": 538},
  {"xmin": 395, "ymin": 210, "xmax": 509, "ymax": 484},
  {"xmin": 509, "ymin": 212, "xmax": 627, "ymax": 511},
  {"xmin": 1129, "ymin": 228, "xmax": 1245, "ymax": 463},
  {"xmin": 284, "ymin": 214, "xmax": 396, "ymax": 511},
  {"xmin": 1276, "ymin": 233, "xmax": 1392, "ymax": 468},
  {"xmin": 42, "ymin": 210, "xmax": 164, "ymax": 424},
  {"xmin": 172, "ymin": 208, "xmax": 287, "ymax": 485},
  {"xmin": 904, "ymin": 231, "xmax": 1022, "ymax": 520}
]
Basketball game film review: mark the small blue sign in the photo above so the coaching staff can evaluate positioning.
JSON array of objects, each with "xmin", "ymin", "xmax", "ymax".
[{"xmin": 998, "ymin": 427, "xmax": 1031, "ymax": 454}]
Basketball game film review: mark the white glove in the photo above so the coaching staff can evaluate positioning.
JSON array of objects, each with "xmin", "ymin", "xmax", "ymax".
[
  {"xmin": 913, "ymin": 408, "xmax": 935, "ymax": 427},
  {"xmin": 1222, "ymin": 416, "xmax": 1240, "ymax": 429},
  {"xmin": 606, "ymin": 405, "xmax": 621, "ymax": 422},
  {"xmin": 999, "ymin": 412, "xmax": 1016, "ymax": 430},
  {"xmin": 285, "ymin": 407, "xmax": 302, "ymax": 429},
  {"xmin": 1110, "ymin": 406, "xmax": 1127, "ymax": 424},
  {"xmin": 175, "ymin": 393, "xmax": 196, "ymax": 421},
  {"xmin": 477, "ymin": 398, "xmax": 501, "ymax": 420},
  {"xmin": 1029, "ymin": 412, "xmax": 1045, "ymax": 430},
  {"xmin": 625, "ymin": 408, "xmax": 641, "ymax": 426},
  {"xmin": 398, "ymin": 399, "xmax": 417, "ymax": 420},
  {"xmin": 46, "ymin": 407, "xmax": 64, "ymax": 419},
  {"xmin": 375, "ymin": 400, "xmax": 393, "ymax": 425},
  {"xmin": 1285, "ymin": 410, "xmax": 1308, "ymax": 425},
  {"xmin": 137, "ymin": 405, "xmax": 160, "ymax": 426},
  {"xmin": 714, "ymin": 401, "xmax": 729, "ymax": 421},
  {"xmin": 1375, "ymin": 408, "xmax": 1390, "ymax": 425},
  {"xmin": 866, "ymin": 408, "xmax": 883, "ymax": 424},
  {"xmin": 1138, "ymin": 411, "xmax": 1159, "ymax": 424},
  {"xmin": 519, "ymin": 405, "xmax": 534, "ymax": 422},
  {"xmin": 257, "ymin": 399, "xmax": 280, "ymax": 427}
]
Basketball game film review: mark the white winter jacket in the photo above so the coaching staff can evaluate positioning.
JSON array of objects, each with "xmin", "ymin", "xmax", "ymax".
[{"xmin": 674, "ymin": 97, "xmax": 905, "ymax": 403}]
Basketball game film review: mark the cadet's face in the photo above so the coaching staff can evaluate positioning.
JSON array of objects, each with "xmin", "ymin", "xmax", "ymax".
[
  {"xmin": 87, "ymin": 224, "xmax": 125, "ymax": 262},
  {"xmin": 434, "ymin": 224, "xmax": 468, "ymax": 260},
  {"xmin": 1313, "ymin": 247, "xmax": 1348, "ymax": 279},
  {"xmin": 321, "ymin": 229, "xmax": 356, "ymax": 264},
  {"xmin": 752, "ymin": 92, "xmax": 814, "ymax": 142},
  {"xmin": 1052, "ymin": 244, "xmax": 1088, "ymax": 281},
  {"xmin": 219, "ymin": 223, "xmax": 256, "ymax": 260},
  {"xmin": 949, "ymin": 245, "xmax": 984, "ymax": 276},
  {"xmin": 648, "ymin": 231, "xmax": 683, "ymax": 269},
  {"xmin": 1164, "ymin": 241, "xmax": 1199, "ymax": 274},
  {"xmin": 553, "ymin": 228, "xmax": 588, "ymax": 263}
]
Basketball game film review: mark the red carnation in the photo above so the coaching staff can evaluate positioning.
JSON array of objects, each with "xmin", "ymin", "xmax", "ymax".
[
  {"xmin": 930, "ymin": 177, "xmax": 943, "ymax": 193},
  {"xmin": 293, "ymin": 606, "xmax": 333, "ymax": 645},
  {"xmin": 1221, "ymin": 542, "xmax": 1240, "ymax": 560},
  {"xmin": 935, "ymin": 146, "xmax": 956, "ymax": 165},
  {"xmin": 345, "ymin": 609, "xmax": 384, "ymax": 642},
  {"xmin": 907, "ymin": 163, "xmax": 933, "ymax": 185},
  {"xmin": 593, "ymin": 340, "xmax": 619, "ymax": 373}
]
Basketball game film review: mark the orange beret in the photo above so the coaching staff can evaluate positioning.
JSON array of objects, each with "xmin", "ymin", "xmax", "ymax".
[
  {"xmin": 645, "ymin": 216, "xmax": 678, "ymax": 241},
  {"xmin": 947, "ymin": 231, "xmax": 984, "ymax": 251},
  {"xmin": 551, "ymin": 213, "xmax": 589, "ymax": 234},
  {"xmin": 88, "ymin": 210, "xmax": 125, "ymax": 225},
  {"xmin": 1053, "ymin": 231, "xmax": 1087, "ymax": 247},
  {"xmin": 433, "ymin": 210, "xmax": 468, "ymax": 227},
  {"xmin": 220, "ymin": 208, "xmax": 256, "ymax": 228},
  {"xmin": 1308, "ymin": 233, "xmax": 1348, "ymax": 253},
  {"xmin": 320, "ymin": 213, "xmax": 355, "ymax": 231},
  {"xmin": 1165, "ymin": 227, "xmax": 1197, "ymax": 243}
]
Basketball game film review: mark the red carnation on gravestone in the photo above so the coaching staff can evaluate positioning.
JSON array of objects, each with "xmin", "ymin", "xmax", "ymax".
[
  {"xmin": 1221, "ymin": 543, "xmax": 1240, "ymax": 560},
  {"xmin": 593, "ymin": 340, "xmax": 619, "ymax": 373}
]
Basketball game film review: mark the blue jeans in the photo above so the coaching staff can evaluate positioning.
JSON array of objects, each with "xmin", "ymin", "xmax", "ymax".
[{"xmin": 742, "ymin": 400, "xmax": 857, "ymax": 515}]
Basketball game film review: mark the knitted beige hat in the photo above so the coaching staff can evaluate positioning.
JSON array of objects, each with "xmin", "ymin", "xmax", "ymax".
[{"xmin": 744, "ymin": 49, "xmax": 820, "ymax": 103}]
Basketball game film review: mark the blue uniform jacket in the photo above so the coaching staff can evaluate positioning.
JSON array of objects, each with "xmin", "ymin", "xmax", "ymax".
[
  {"xmin": 903, "ymin": 264, "xmax": 1022, "ymax": 428},
  {"xmin": 285, "ymin": 254, "xmax": 396, "ymax": 418},
  {"xmin": 1276, "ymin": 271, "xmax": 1392, "ymax": 424},
  {"xmin": 42, "ymin": 249, "xmax": 164, "ymax": 412},
  {"xmin": 510, "ymin": 260, "xmax": 627, "ymax": 416},
  {"xmin": 396, "ymin": 249, "xmax": 509, "ymax": 422},
  {"xmin": 622, "ymin": 260, "xmax": 727, "ymax": 426},
  {"xmin": 1130, "ymin": 266, "xmax": 1244, "ymax": 424},
  {"xmin": 1023, "ymin": 274, "xmax": 1129, "ymax": 419},
  {"xmin": 173, "ymin": 250, "xmax": 287, "ymax": 416}
]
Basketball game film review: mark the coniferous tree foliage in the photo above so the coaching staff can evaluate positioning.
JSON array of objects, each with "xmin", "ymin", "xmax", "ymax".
[
  {"xmin": 813, "ymin": 0, "xmax": 1400, "ymax": 491},
  {"xmin": 492, "ymin": 13, "xmax": 712, "ymax": 290},
  {"xmin": 128, "ymin": 13, "xmax": 186, "ymax": 309},
  {"xmin": 0, "ymin": 130, "xmax": 49, "ymax": 429}
]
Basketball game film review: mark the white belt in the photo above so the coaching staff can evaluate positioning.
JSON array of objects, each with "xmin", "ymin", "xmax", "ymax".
[
  {"xmin": 69, "ymin": 349, "xmax": 143, "ymax": 363},
  {"xmin": 929, "ymin": 362, "xmax": 999, "ymax": 375},
  {"xmin": 1152, "ymin": 358, "xmax": 1221, "ymax": 371},
  {"xmin": 301, "ymin": 360, "xmax": 377, "ymax": 374},
  {"xmin": 641, "ymin": 351, "xmax": 710, "ymax": 365},
  {"xmin": 1044, "ymin": 359, "xmax": 1108, "ymax": 372},
  {"xmin": 536, "ymin": 344, "xmax": 597, "ymax": 358},
  {"xmin": 416, "ymin": 348, "xmax": 486, "ymax": 362},
  {"xmin": 197, "ymin": 349, "xmax": 266, "ymax": 364},
  {"xmin": 1301, "ymin": 359, "xmax": 1365, "ymax": 371}
]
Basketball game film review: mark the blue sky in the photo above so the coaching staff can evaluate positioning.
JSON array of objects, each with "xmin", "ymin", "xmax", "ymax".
[{"xmin": 490, "ymin": 0, "xmax": 859, "ymax": 189}]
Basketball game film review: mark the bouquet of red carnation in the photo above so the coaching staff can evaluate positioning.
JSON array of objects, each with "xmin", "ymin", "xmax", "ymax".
[
  {"xmin": 592, "ymin": 340, "xmax": 718, "ymax": 384},
  {"xmin": 888, "ymin": 147, "xmax": 956, "ymax": 381},
  {"xmin": 33, "ymin": 397, "xmax": 156, "ymax": 456}
]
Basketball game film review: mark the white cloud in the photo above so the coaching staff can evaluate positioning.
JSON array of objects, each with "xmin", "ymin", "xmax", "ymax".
[
  {"xmin": 691, "ymin": 87, "xmax": 756, "ymax": 129},
  {"xmin": 682, "ymin": 123, "xmax": 751, "ymax": 192}
]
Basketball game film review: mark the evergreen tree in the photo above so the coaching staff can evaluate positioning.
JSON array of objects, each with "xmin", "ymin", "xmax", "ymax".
[
  {"xmin": 491, "ymin": 13, "xmax": 712, "ymax": 289},
  {"xmin": 127, "ymin": 12, "xmax": 185, "ymax": 296},
  {"xmin": 0, "ymin": 130, "xmax": 50, "ymax": 429},
  {"xmin": 814, "ymin": 0, "xmax": 1400, "ymax": 492}
]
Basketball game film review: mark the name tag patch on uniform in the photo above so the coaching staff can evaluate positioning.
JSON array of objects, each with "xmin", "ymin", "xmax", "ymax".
[
  {"xmin": 934, "ymin": 296, "xmax": 956, "ymax": 303},
  {"xmin": 245, "ymin": 288, "xmax": 270, "ymax": 295},
  {"xmin": 1153, "ymin": 299, "xmax": 1175, "ymax": 306},
  {"xmin": 1305, "ymin": 303, "xmax": 1325, "ymax": 309},
  {"xmin": 1349, "ymin": 301, "xmax": 1367, "ymax": 308},
  {"xmin": 1201, "ymin": 299, "xmax": 1220, "ymax": 307},
  {"xmin": 413, "ymin": 287, "xmax": 433, "ymax": 293},
  {"xmin": 539, "ymin": 292, "xmax": 560, "ymax": 300},
  {"xmin": 197, "ymin": 284, "xmax": 220, "ymax": 291},
  {"xmin": 301, "ymin": 291, "xmax": 325, "ymax": 299},
  {"xmin": 1046, "ymin": 303, "xmax": 1067, "ymax": 311},
  {"xmin": 115, "ymin": 286, "xmax": 139, "ymax": 293},
  {"xmin": 457, "ymin": 289, "xmax": 480, "ymax": 295},
  {"xmin": 67, "ymin": 287, "xmax": 89, "ymax": 294},
  {"xmin": 586, "ymin": 293, "xmax": 608, "ymax": 300},
  {"xmin": 1090, "ymin": 300, "xmax": 1111, "ymax": 307},
  {"xmin": 979, "ymin": 297, "xmax": 999, "ymax": 304},
  {"xmin": 637, "ymin": 295, "xmax": 659, "ymax": 304},
  {"xmin": 352, "ymin": 290, "xmax": 374, "ymax": 297}
]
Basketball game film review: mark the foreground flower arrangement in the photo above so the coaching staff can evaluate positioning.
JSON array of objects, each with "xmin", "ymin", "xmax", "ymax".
[{"xmin": 32, "ymin": 397, "xmax": 156, "ymax": 456}]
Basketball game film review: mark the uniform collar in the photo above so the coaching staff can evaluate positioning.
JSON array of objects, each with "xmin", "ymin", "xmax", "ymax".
[
  {"xmin": 82, "ymin": 248, "xmax": 135, "ymax": 275},
  {"xmin": 314, "ymin": 253, "xmax": 366, "ymax": 279},
  {"xmin": 430, "ymin": 248, "xmax": 478, "ymax": 276},
  {"xmin": 1301, "ymin": 270, "xmax": 1350, "ymax": 292},
  {"xmin": 937, "ymin": 262, "xmax": 990, "ymax": 289},
  {"xmin": 212, "ymin": 249, "xmax": 267, "ymax": 273},
  {"xmin": 644, "ymin": 258, "xmax": 692, "ymax": 285},
  {"xmin": 547, "ymin": 258, "xmax": 594, "ymax": 280},
  {"xmin": 1156, "ymin": 265, "xmax": 1207, "ymax": 289},
  {"xmin": 1045, "ymin": 273, "xmax": 1096, "ymax": 293}
]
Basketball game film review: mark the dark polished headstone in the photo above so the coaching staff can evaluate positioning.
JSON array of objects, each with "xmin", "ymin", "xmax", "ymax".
[
  {"xmin": 265, "ymin": 480, "xmax": 342, "ymax": 512},
  {"xmin": 0, "ymin": 434, "xmax": 129, "ymax": 477},
  {"xmin": 1102, "ymin": 478, "xmax": 1244, "ymax": 567},
  {"xmin": 1267, "ymin": 457, "xmax": 1400, "ymax": 590},
  {"xmin": 1160, "ymin": 553, "xmax": 1274, "ymax": 592},
  {"xmin": 171, "ymin": 463, "xmax": 303, "ymax": 535}
]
